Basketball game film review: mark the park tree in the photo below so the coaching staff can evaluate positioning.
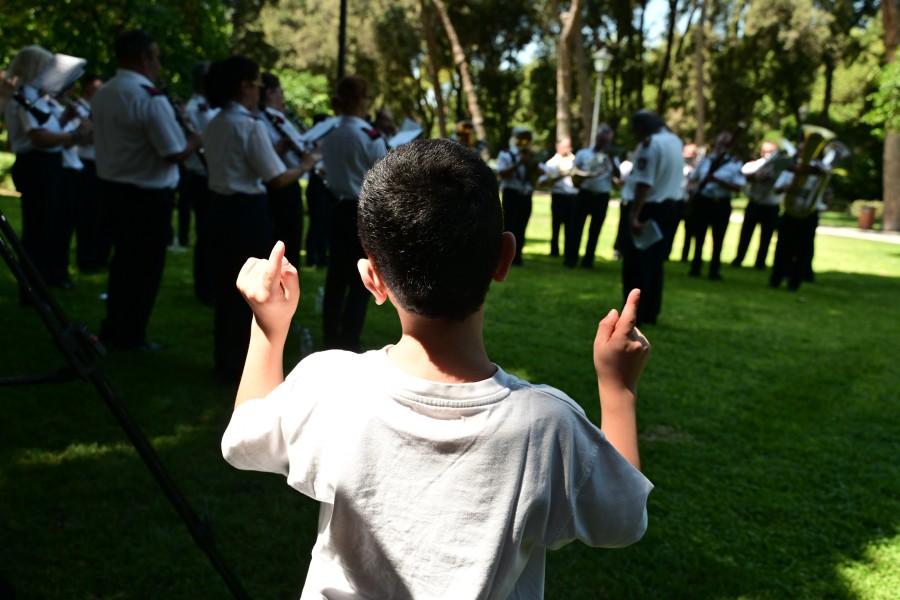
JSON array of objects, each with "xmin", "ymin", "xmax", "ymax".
[{"xmin": 879, "ymin": 0, "xmax": 900, "ymax": 230}]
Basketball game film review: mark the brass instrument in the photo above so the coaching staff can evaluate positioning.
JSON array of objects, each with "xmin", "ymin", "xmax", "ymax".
[
  {"xmin": 571, "ymin": 152, "xmax": 612, "ymax": 188},
  {"xmin": 782, "ymin": 125, "xmax": 851, "ymax": 217},
  {"xmin": 745, "ymin": 144, "xmax": 793, "ymax": 203}
]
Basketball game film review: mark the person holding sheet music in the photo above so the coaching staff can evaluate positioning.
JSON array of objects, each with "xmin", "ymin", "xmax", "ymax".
[
  {"xmin": 91, "ymin": 29, "xmax": 202, "ymax": 350},
  {"xmin": 260, "ymin": 72, "xmax": 307, "ymax": 270},
  {"xmin": 203, "ymin": 56, "xmax": 316, "ymax": 384},
  {"xmin": 4, "ymin": 45, "xmax": 92, "ymax": 292},
  {"xmin": 622, "ymin": 110, "xmax": 683, "ymax": 327},
  {"xmin": 319, "ymin": 75, "xmax": 388, "ymax": 352}
]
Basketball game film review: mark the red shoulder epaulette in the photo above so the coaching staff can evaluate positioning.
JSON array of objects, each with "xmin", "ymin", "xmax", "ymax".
[
  {"xmin": 141, "ymin": 84, "xmax": 163, "ymax": 97},
  {"xmin": 641, "ymin": 137, "xmax": 651, "ymax": 148},
  {"xmin": 362, "ymin": 127, "xmax": 381, "ymax": 140},
  {"xmin": 198, "ymin": 103, "xmax": 209, "ymax": 112}
]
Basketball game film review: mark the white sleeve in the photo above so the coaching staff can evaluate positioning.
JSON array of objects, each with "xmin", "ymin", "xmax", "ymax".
[
  {"xmin": 146, "ymin": 97, "xmax": 187, "ymax": 158},
  {"xmin": 246, "ymin": 120, "xmax": 287, "ymax": 182}
]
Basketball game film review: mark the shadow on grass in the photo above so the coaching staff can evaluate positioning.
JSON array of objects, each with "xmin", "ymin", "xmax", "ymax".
[{"xmin": 1, "ymin": 235, "xmax": 898, "ymax": 598}]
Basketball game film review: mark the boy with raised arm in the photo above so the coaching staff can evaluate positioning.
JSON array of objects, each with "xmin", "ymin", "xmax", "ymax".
[{"xmin": 222, "ymin": 139, "xmax": 653, "ymax": 599}]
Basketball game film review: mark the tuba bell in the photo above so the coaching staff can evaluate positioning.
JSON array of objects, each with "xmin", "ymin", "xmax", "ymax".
[{"xmin": 782, "ymin": 125, "xmax": 851, "ymax": 217}]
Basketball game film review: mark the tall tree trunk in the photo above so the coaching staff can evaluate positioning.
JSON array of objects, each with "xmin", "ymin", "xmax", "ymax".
[
  {"xmin": 419, "ymin": 0, "xmax": 447, "ymax": 138},
  {"xmin": 431, "ymin": 0, "xmax": 486, "ymax": 149},
  {"xmin": 883, "ymin": 0, "xmax": 900, "ymax": 231},
  {"xmin": 556, "ymin": 1, "xmax": 582, "ymax": 142},
  {"xmin": 693, "ymin": 0, "xmax": 707, "ymax": 146},
  {"xmin": 572, "ymin": 12, "xmax": 592, "ymax": 147},
  {"xmin": 656, "ymin": 0, "xmax": 680, "ymax": 114}
]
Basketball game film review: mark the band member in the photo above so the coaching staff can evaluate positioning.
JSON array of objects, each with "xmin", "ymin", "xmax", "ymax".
[
  {"xmin": 319, "ymin": 75, "xmax": 388, "ymax": 351},
  {"xmin": 305, "ymin": 112, "xmax": 332, "ymax": 268},
  {"xmin": 539, "ymin": 137, "xmax": 578, "ymax": 259},
  {"xmin": 183, "ymin": 62, "xmax": 218, "ymax": 304},
  {"xmin": 623, "ymin": 110, "xmax": 683, "ymax": 327},
  {"xmin": 373, "ymin": 106, "xmax": 398, "ymax": 139},
  {"xmin": 686, "ymin": 132, "xmax": 745, "ymax": 280},
  {"xmin": 732, "ymin": 140, "xmax": 782, "ymax": 269},
  {"xmin": 259, "ymin": 71, "xmax": 307, "ymax": 270},
  {"xmin": 566, "ymin": 125, "xmax": 617, "ymax": 268},
  {"xmin": 769, "ymin": 154, "xmax": 826, "ymax": 292},
  {"xmin": 496, "ymin": 126, "xmax": 539, "ymax": 266},
  {"xmin": 73, "ymin": 73, "xmax": 110, "ymax": 274},
  {"xmin": 92, "ymin": 29, "xmax": 202, "ymax": 350},
  {"xmin": 204, "ymin": 56, "xmax": 315, "ymax": 382},
  {"xmin": 5, "ymin": 45, "xmax": 91, "ymax": 291},
  {"xmin": 676, "ymin": 143, "xmax": 699, "ymax": 261}
]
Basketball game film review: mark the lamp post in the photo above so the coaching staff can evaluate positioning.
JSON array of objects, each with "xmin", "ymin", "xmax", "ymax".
[{"xmin": 590, "ymin": 48, "xmax": 612, "ymax": 143}]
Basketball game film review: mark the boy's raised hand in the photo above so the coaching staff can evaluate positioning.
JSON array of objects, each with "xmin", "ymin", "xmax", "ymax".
[
  {"xmin": 236, "ymin": 241, "xmax": 300, "ymax": 339},
  {"xmin": 593, "ymin": 288, "xmax": 651, "ymax": 393}
]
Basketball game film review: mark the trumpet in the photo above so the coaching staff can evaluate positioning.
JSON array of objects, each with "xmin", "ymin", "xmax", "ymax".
[{"xmin": 782, "ymin": 125, "xmax": 851, "ymax": 217}]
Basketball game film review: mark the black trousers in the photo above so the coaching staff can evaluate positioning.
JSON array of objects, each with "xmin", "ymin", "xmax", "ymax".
[
  {"xmin": 565, "ymin": 189, "xmax": 610, "ymax": 267},
  {"xmin": 550, "ymin": 192, "xmax": 576, "ymax": 256},
  {"xmin": 690, "ymin": 194, "xmax": 732, "ymax": 277},
  {"xmin": 10, "ymin": 151, "xmax": 63, "ymax": 286},
  {"xmin": 268, "ymin": 181, "xmax": 304, "ymax": 269},
  {"xmin": 100, "ymin": 181, "xmax": 173, "ymax": 348},
  {"xmin": 211, "ymin": 192, "xmax": 275, "ymax": 377},
  {"xmin": 188, "ymin": 171, "xmax": 214, "ymax": 305},
  {"xmin": 75, "ymin": 159, "xmax": 110, "ymax": 272},
  {"xmin": 622, "ymin": 200, "xmax": 680, "ymax": 326},
  {"xmin": 770, "ymin": 212, "xmax": 817, "ymax": 290},
  {"xmin": 733, "ymin": 202, "xmax": 779, "ymax": 268},
  {"xmin": 305, "ymin": 171, "xmax": 331, "ymax": 267},
  {"xmin": 323, "ymin": 198, "xmax": 370, "ymax": 352},
  {"xmin": 502, "ymin": 188, "xmax": 532, "ymax": 265}
]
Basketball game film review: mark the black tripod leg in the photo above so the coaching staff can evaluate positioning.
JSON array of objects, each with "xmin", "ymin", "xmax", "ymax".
[{"xmin": 0, "ymin": 209, "xmax": 250, "ymax": 599}]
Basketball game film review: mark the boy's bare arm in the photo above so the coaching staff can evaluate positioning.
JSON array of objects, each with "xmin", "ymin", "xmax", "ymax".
[
  {"xmin": 593, "ymin": 289, "xmax": 651, "ymax": 470},
  {"xmin": 234, "ymin": 241, "xmax": 300, "ymax": 409}
]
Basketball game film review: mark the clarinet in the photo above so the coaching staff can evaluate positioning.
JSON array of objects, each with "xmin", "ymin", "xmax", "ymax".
[
  {"xmin": 161, "ymin": 87, "xmax": 207, "ymax": 169},
  {"xmin": 262, "ymin": 108, "xmax": 307, "ymax": 157}
]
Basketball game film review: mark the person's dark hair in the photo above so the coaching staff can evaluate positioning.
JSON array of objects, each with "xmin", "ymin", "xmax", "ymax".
[
  {"xmin": 191, "ymin": 62, "xmax": 210, "ymax": 93},
  {"xmin": 331, "ymin": 75, "xmax": 368, "ymax": 115},
  {"xmin": 114, "ymin": 29, "xmax": 155, "ymax": 65},
  {"xmin": 358, "ymin": 138, "xmax": 504, "ymax": 321},
  {"xmin": 205, "ymin": 56, "xmax": 259, "ymax": 109},
  {"xmin": 630, "ymin": 110, "xmax": 667, "ymax": 140},
  {"xmin": 312, "ymin": 112, "xmax": 331, "ymax": 125},
  {"xmin": 259, "ymin": 72, "xmax": 280, "ymax": 110}
]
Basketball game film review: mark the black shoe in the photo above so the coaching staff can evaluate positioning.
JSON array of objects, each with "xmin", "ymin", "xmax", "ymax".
[
  {"xmin": 688, "ymin": 269, "xmax": 700, "ymax": 278},
  {"xmin": 730, "ymin": 260, "xmax": 742, "ymax": 268},
  {"xmin": 709, "ymin": 273, "xmax": 723, "ymax": 281},
  {"xmin": 754, "ymin": 263, "xmax": 766, "ymax": 271}
]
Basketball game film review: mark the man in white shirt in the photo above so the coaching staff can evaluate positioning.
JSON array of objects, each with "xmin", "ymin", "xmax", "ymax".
[
  {"xmin": 623, "ymin": 110, "xmax": 684, "ymax": 327},
  {"xmin": 539, "ymin": 137, "xmax": 578, "ymax": 259},
  {"xmin": 567, "ymin": 126, "xmax": 617, "ymax": 267},
  {"xmin": 92, "ymin": 29, "xmax": 201, "ymax": 350}
]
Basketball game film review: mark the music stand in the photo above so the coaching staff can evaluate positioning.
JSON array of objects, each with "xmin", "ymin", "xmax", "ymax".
[{"xmin": 0, "ymin": 207, "xmax": 249, "ymax": 599}]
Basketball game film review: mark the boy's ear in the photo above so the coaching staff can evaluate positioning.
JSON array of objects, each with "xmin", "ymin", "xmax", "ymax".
[
  {"xmin": 357, "ymin": 258, "xmax": 389, "ymax": 305},
  {"xmin": 492, "ymin": 232, "xmax": 516, "ymax": 282}
]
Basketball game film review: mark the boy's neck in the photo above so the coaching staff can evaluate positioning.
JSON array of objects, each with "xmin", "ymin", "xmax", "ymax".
[{"xmin": 387, "ymin": 310, "xmax": 495, "ymax": 384}]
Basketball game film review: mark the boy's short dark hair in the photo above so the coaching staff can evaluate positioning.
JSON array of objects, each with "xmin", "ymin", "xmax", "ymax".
[{"xmin": 358, "ymin": 138, "xmax": 503, "ymax": 321}]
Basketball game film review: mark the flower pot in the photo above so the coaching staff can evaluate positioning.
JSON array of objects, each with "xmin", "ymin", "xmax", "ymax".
[{"xmin": 857, "ymin": 205, "xmax": 875, "ymax": 230}]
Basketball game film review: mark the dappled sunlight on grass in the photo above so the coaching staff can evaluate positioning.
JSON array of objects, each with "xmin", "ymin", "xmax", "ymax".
[{"xmin": 838, "ymin": 533, "xmax": 900, "ymax": 600}]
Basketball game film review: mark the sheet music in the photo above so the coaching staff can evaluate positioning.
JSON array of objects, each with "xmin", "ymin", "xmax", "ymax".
[
  {"xmin": 632, "ymin": 219, "xmax": 663, "ymax": 250},
  {"xmin": 31, "ymin": 54, "xmax": 87, "ymax": 96},
  {"xmin": 297, "ymin": 117, "xmax": 339, "ymax": 147}
]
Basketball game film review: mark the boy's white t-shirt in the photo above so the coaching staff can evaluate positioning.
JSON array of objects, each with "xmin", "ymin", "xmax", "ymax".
[{"xmin": 222, "ymin": 348, "xmax": 653, "ymax": 599}]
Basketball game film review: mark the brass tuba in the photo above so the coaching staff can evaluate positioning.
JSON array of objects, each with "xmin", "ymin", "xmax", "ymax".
[{"xmin": 782, "ymin": 125, "xmax": 851, "ymax": 217}]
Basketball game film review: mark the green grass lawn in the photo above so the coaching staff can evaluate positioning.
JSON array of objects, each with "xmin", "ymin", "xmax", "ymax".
[{"xmin": 1, "ymin": 191, "xmax": 899, "ymax": 599}]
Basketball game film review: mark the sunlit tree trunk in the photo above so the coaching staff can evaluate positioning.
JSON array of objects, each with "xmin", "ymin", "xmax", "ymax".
[
  {"xmin": 419, "ymin": 0, "xmax": 447, "ymax": 138},
  {"xmin": 431, "ymin": 0, "xmax": 486, "ymax": 148},
  {"xmin": 656, "ymin": 0, "xmax": 680, "ymax": 114},
  {"xmin": 555, "ymin": 1, "xmax": 582, "ymax": 142},
  {"xmin": 884, "ymin": 0, "xmax": 900, "ymax": 231},
  {"xmin": 693, "ymin": 0, "xmax": 707, "ymax": 146},
  {"xmin": 573, "ymin": 12, "xmax": 592, "ymax": 147}
]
